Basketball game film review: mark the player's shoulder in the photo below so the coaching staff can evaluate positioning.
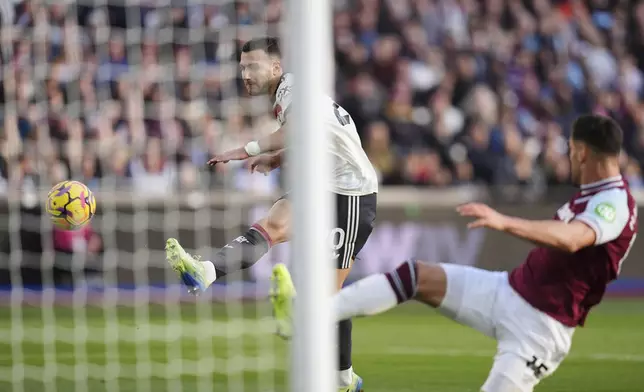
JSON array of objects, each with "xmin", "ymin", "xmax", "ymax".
[
  {"xmin": 576, "ymin": 185, "xmax": 633, "ymax": 226},
  {"xmin": 275, "ymin": 73, "xmax": 294, "ymax": 103},
  {"xmin": 572, "ymin": 182, "xmax": 635, "ymax": 245}
]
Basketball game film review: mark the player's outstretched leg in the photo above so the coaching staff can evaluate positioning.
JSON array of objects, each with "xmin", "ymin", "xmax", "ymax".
[
  {"xmin": 167, "ymin": 198, "xmax": 291, "ymax": 295},
  {"xmin": 270, "ymin": 259, "xmax": 443, "ymax": 335},
  {"xmin": 333, "ymin": 259, "xmax": 446, "ymax": 321},
  {"xmin": 269, "ymin": 264, "xmax": 364, "ymax": 392}
]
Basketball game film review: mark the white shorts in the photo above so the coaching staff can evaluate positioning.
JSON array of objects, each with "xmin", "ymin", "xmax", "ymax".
[{"xmin": 438, "ymin": 263, "xmax": 575, "ymax": 392}]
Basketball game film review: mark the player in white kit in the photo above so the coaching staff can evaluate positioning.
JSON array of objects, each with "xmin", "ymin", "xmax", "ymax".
[{"xmin": 165, "ymin": 37, "xmax": 377, "ymax": 392}]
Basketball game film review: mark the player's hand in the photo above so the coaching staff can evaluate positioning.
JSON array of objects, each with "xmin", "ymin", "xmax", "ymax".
[
  {"xmin": 207, "ymin": 148, "xmax": 249, "ymax": 166},
  {"xmin": 247, "ymin": 153, "xmax": 281, "ymax": 175},
  {"xmin": 456, "ymin": 203, "xmax": 509, "ymax": 231}
]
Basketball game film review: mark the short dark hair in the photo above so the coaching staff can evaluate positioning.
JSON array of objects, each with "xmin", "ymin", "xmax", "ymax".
[
  {"xmin": 571, "ymin": 114, "xmax": 623, "ymax": 156},
  {"xmin": 241, "ymin": 37, "xmax": 281, "ymax": 57}
]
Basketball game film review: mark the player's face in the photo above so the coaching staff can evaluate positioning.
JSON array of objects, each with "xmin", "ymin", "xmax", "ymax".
[{"xmin": 239, "ymin": 50, "xmax": 280, "ymax": 96}]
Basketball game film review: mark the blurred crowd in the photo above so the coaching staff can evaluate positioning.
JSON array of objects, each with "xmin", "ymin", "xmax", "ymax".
[{"xmin": 1, "ymin": 0, "xmax": 644, "ymax": 199}]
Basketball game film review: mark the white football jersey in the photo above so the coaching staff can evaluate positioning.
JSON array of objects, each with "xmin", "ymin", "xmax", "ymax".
[{"xmin": 272, "ymin": 73, "xmax": 378, "ymax": 196}]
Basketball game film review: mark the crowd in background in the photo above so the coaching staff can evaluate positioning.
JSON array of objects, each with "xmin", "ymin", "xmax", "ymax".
[{"xmin": 1, "ymin": 0, "xmax": 644, "ymax": 200}]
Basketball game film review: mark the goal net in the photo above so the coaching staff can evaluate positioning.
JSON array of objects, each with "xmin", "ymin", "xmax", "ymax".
[{"xmin": 0, "ymin": 1, "xmax": 294, "ymax": 390}]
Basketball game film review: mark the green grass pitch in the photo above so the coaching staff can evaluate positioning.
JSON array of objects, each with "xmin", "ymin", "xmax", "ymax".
[{"xmin": 0, "ymin": 299, "xmax": 642, "ymax": 391}]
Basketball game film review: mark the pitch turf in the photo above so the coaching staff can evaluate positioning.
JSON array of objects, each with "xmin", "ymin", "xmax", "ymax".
[{"xmin": 0, "ymin": 299, "xmax": 642, "ymax": 391}]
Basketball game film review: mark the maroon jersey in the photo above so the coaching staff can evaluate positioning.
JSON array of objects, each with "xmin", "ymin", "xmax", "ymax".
[{"xmin": 509, "ymin": 176, "xmax": 638, "ymax": 327}]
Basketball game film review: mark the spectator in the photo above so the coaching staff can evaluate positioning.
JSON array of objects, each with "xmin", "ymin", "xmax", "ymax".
[
  {"xmin": 130, "ymin": 137, "xmax": 177, "ymax": 195},
  {"xmin": 0, "ymin": 0, "xmax": 643, "ymax": 199},
  {"xmin": 52, "ymin": 222, "xmax": 103, "ymax": 287},
  {"xmin": 364, "ymin": 121, "xmax": 399, "ymax": 185}
]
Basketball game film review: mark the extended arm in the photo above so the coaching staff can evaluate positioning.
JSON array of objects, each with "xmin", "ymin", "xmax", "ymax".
[
  {"xmin": 501, "ymin": 217, "xmax": 596, "ymax": 253},
  {"xmin": 207, "ymin": 128, "xmax": 286, "ymax": 166},
  {"xmin": 256, "ymin": 127, "xmax": 285, "ymax": 154},
  {"xmin": 458, "ymin": 190, "xmax": 630, "ymax": 253}
]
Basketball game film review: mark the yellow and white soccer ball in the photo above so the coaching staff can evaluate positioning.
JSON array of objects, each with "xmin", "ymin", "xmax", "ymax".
[{"xmin": 46, "ymin": 180, "xmax": 97, "ymax": 230}]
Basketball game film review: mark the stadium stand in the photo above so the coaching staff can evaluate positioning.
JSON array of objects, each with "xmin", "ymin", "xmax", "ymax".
[{"xmin": 1, "ymin": 0, "xmax": 643, "ymax": 199}]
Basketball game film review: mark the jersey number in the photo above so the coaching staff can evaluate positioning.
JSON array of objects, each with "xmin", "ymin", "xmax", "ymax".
[
  {"xmin": 329, "ymin": 227, "xmax": 346, "ymax": 259},
  {"xmin": 333, "ymin": 102, "xmax": 351, "ymax": 126}
]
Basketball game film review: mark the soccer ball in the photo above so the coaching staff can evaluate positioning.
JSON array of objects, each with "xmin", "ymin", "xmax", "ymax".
[{"xmin": 46, "ymin": 180, "xmax": 97, "ymax": 230}]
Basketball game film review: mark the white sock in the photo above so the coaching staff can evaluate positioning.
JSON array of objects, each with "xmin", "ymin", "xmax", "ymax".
[
  {"xmin": 201, "ymin": 260, "xmax": 217, "ymax": 286},
  {"xmin": 338, "ymin": 367, "xmax": 353, "ymax": 387},
  {"xmin": 333, "ymin": 274, "xmax": 399, "ymax": 322}
]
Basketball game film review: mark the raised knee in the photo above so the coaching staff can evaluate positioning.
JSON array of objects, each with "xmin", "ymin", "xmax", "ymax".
[
  {"xmin": 413, "ymin": 261, "xmax": 447, "ymax": 308},
  {"xmin": 263, "ymin": 215, "xmax": 290, "ymax": 243}
]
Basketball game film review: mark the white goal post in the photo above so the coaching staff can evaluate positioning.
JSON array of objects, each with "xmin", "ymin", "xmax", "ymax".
[{"xmin": 286, "ymin": 0, "xmax": 336, "ymax": 390}]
